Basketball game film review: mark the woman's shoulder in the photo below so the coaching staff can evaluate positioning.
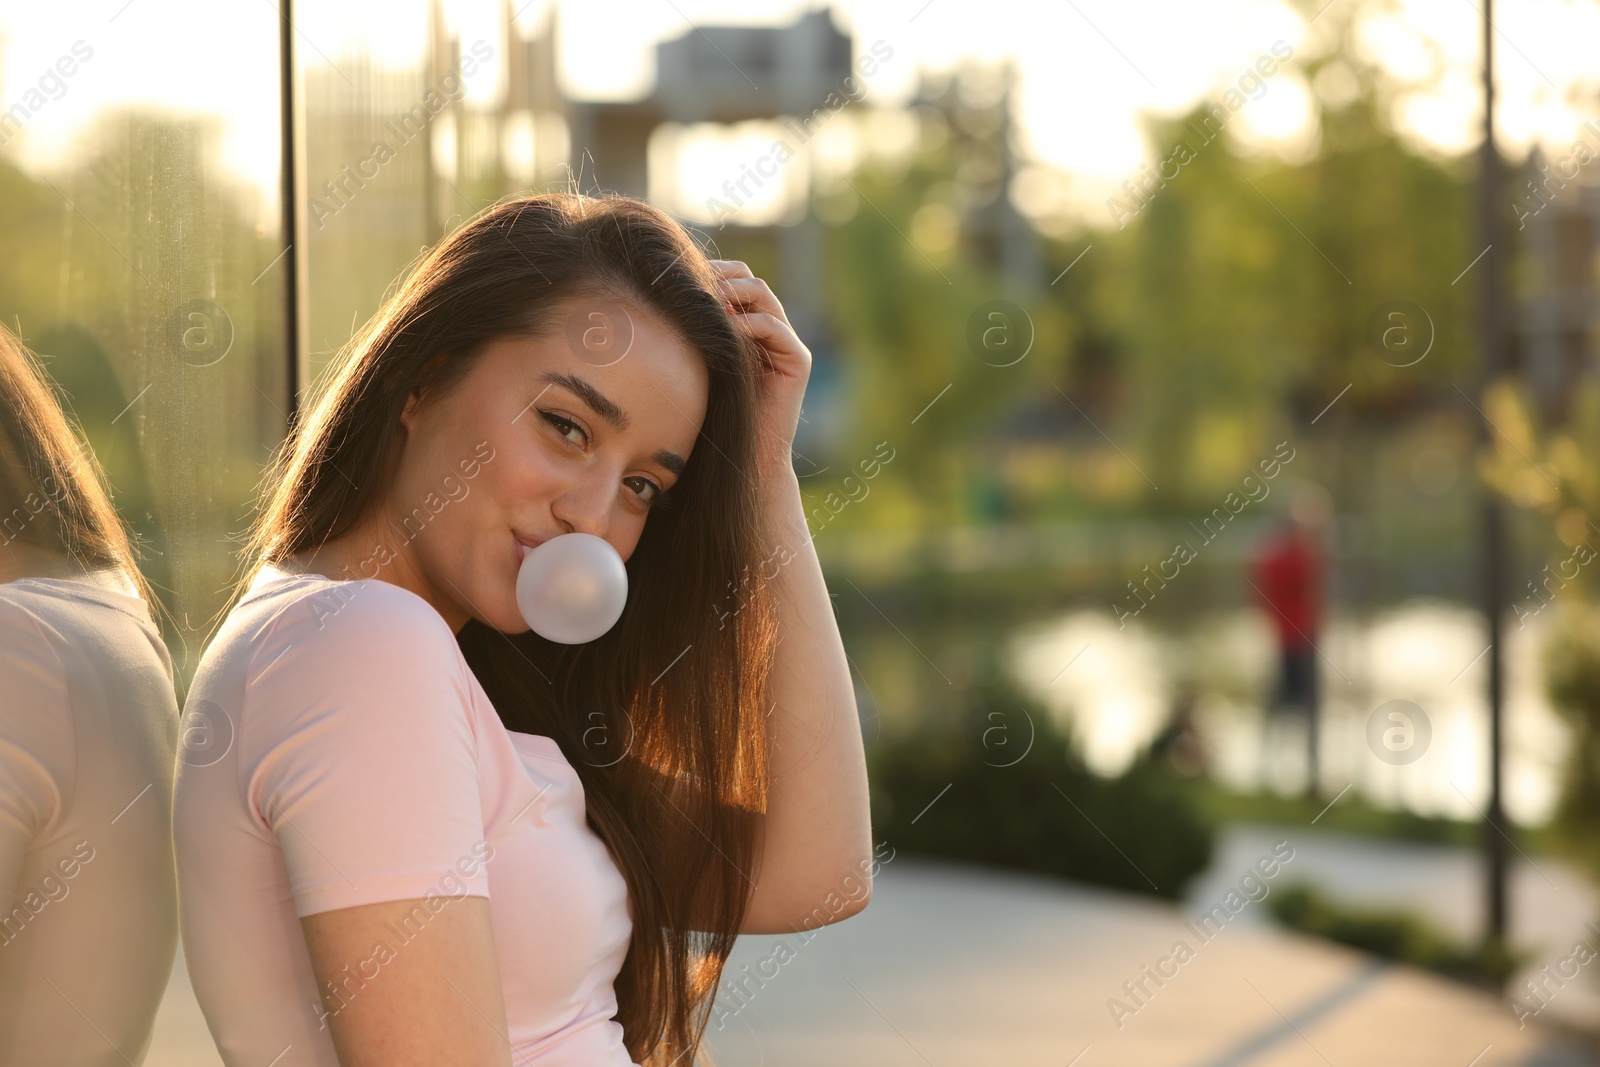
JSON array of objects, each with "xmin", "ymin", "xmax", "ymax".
[
  {"xmin": 230, "ymin": 574, "xmax": 485, "ymax": 790},
  {"xmin": 0, "ymin": 586, "xmax": 75, "ymax": 810},
  {"xmin": 243, "ymin": 569, "xmax": 461, "ymax": 665},
  {"xmin": 199, "ymin": 571, "xmax": 473, "ymax": 738},
  {"xmin": 230, "ymin": 572, "xmax": 477, "ymax": 738},
  {"xmin": 0, "ymin": 575, "xmax": 168, "ymax": 670},
  {"xmin": 0, "ymin": 587, "xmax": 66, "ymax": 680},
  {"xmin": 0, "ymin": 582, "xmax": 49, "ymax": 628}
]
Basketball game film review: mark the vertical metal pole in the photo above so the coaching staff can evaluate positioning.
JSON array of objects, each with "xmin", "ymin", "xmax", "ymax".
[
  {"xmin": 279, "ymin": 0, "xmax": 303, "ymax": 425},
  {"xmin": 1478, "ymin": 0, "xmax": 1509, "ymax": 942}
]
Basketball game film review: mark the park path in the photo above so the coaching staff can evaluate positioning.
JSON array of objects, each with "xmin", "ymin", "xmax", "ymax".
[
  {"xmin": 1188, "ymin": 822, "xmax": 1600, "ymax": 1034},
  {"xmin": 702, "ymin": 852, "xmax": 1597, "ymax": 1067},
  {"xmin": 144, "ymin": 842, "xmax": 1598, "ymax": 1066}
]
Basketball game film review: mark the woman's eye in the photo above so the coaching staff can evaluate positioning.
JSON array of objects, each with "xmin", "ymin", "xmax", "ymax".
[
  {"xmin": 628, "ymin": 477, "xmax": 663, "ymax": 506},
  {"xmin": 540, "ymin": 411, "xmax": 586, "ymax": 447}
]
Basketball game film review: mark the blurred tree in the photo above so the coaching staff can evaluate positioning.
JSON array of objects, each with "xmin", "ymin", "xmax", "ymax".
[
  {"xmin": 1479, "ymin": 379, "xmax": 1600, "ymax": 864},
  {"xmin": 815, "ymin": 95, "xmax": 1074, "ymax": 531},
  {"xmin": 810, "ymin": 0, "xmax": 1483, "ymax": 539},
  {"xmin": 0, "ymin": 109, "xmax": 286, "ymax": 671},
  {"xmin": 1080, "ymin": 0, "xmax": 1475, "ymax": 514}
]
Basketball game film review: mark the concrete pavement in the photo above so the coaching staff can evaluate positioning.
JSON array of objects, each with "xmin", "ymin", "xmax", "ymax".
[
  {"xmin": 144, "ymin": 848, "xmax": 1598, "ymax": 1066},
  {"xmin": 703, "ymin": 854, "xmax": 1597, "ymax": 1067},
  {"xmin": 1189, "ymin": 822, "xmax": 1600, "ymax": 1033}
]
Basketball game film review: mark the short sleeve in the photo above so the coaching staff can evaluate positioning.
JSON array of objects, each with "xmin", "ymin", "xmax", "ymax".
[
  {"xmin": 0, "ymin": 597, "xmax": 72, "ymax": 913},
  {"xmin": 240, "ymin": 579, "xmax": 490, "ymax": 918}
]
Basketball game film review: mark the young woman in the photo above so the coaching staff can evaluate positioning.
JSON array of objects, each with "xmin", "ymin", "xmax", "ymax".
[
  {"xmin": 0, "ymin": 322, "xmax": 180, "ymax": 1064},
  {"xmin": 173, "ymin": 192, "xmax": 875, "ymax": 1067}
]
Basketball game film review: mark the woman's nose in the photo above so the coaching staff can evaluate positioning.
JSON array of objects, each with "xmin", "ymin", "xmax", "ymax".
[{"xmin": 550, "ymin": 474, "xmax": 613, "ymax": 540}]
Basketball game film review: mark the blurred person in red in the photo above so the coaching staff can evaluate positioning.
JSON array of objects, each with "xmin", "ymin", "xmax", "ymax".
[{"xmin": 1251, "ymin": 483, "xmax": 1331, "ymax": 797}]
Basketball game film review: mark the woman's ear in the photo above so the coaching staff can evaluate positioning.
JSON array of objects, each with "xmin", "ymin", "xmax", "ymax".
[{"xmin": 401, "ymin": 351, "xmax": 451, "ymax": 430}]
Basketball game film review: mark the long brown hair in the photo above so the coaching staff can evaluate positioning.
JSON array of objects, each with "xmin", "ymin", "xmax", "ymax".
[
  {"xmin": 242, "ymin": 192, "xmax": 776, "ymax": 1065},
  {"xmin": 0, "ymin": 320, "xmax": 158, "ymax": 614}
]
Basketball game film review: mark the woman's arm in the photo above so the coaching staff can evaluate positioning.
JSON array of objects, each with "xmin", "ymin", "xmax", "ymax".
[
  {"xmin": 248, "ymin": 584, "xmax": 514, "ymax": 1065},
  {"xmin": 737, "ymin": 466, "xmax": 875, "ymax": 934},
  {"xmin": 706, "ymin": 260, "xmax": 875, "ymax": 936},
  {"xmin": 301, "ymin": 896, "xmax": 512, "ymax": 1067}
]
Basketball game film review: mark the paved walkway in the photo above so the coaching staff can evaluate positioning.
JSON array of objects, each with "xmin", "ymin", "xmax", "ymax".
[
  {"xmin": 702, "ymin": 855, "xmax": 1598, "ymax": 1067},
  {"xmin": 1188, "ymin": 823, "xmax": 1600, "ymax": 1031},
  {"xmin": 145, "ymin": 849, "xmax": 1599, "ymax": 1066}
]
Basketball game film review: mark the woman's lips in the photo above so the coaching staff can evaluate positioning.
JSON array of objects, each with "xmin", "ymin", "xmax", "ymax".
[{"xmin": 513, "ymin": 532, "xmax": 546, "ymax": 564}]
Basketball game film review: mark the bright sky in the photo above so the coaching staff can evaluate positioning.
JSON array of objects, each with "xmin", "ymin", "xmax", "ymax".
[{"xmin": 3, "ymin": 0, "xmax": 1598, "ymax": 229}]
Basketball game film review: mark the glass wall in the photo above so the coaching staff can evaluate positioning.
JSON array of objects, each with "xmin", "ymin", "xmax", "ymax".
[
  {"xmin": 296, "ymin": 0, "xmax": 569, "ymax": 402},
  {"xmin": 1, "ymin": 0, "xmax": 288, "ymax": 686},
  {"xmin": 2, "ymin": 3, "xmax": 288, "ymax": 1063}
]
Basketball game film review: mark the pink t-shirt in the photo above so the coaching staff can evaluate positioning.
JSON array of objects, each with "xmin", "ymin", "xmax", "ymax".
[
  {"xmin": 0, "ymin": 576, "xmax": 178, "ymax": 1066},
  {"xmin": 173, "ymin": 564, "xmax": 638, "ymax": 1066}
]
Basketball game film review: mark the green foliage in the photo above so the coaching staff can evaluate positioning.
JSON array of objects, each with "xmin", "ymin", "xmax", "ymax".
[
  {"xmin": 1269, "ymin": 883, "xmax": 1523, "ymax": 990},
  {"xmin": 816, "ymin": 111, "xmax": 1075, "ymax": 529},
  {"xmin": 1538, "ymin": 604, "xmax": 1600, "ymax": 874},
  {"xmin": 1195, "ymin": 785, "xmax": 1481, "ymax": 846},
  {"xmin": 1085, "ymin": 23, "xmax": 1477, "ymax": 507},
  {"xmin": 0, "ymin": 110, "xmax": 291, "ymax": 682},
  {"xmin": 866, "ymin": 676, "xmax": 1215, "ymax": 900},
  {"xmin": 1469, "ymin": 394, "xmax": 1600, "ymax": 846},
  {"xmin": 811, "ymin": 0, "xmax": 1488, "ymax": 530},
  {"xmin": 1471, "ymin": 380, "xmax": 1600, "ymax": 876}
]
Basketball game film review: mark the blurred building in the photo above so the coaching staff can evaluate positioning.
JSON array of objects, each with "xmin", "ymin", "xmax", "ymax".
[
  {"xmin": 907, "ymin": 58, "xmax": 1041, "ymax": 300},
  {"xmin": 301, "ymin": 2, "xmax": 860, "ymax": 450},
  {"xmin": 300, "ymin": 1, "xmax": 1041, "ymax": 467},
  {"xmin": 568, "ymin": 7, "xmax": 856, "ymax": 465}
]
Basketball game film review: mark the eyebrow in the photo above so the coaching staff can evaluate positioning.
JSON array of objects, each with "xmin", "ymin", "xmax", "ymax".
[{"xmin": 536, "ymin": 370, "xmax": 686, "ymax": 478}]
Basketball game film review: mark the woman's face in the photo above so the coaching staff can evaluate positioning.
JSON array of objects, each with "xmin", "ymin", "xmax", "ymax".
[{"xmin": 387, "ymin": 295, "xmax": 709, "ymax": 634}]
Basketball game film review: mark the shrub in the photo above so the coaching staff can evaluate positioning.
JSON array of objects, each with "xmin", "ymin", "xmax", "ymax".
[
  {"xmin": 1268, "ymin": 883, "xmax": 1521, "ymax": 989},
  {"xmin": 1542, "ymin": 604, "xmax": 1600, "ymax": 873},
  {"xmin": 865, "ymin": 687, "xmax": 1215, "ymax": 900}
]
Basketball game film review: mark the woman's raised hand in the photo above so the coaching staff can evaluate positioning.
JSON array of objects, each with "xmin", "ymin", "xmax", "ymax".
[{"xmin": 710, "ymin": 259, "xmax": 811, "ymax": 483}]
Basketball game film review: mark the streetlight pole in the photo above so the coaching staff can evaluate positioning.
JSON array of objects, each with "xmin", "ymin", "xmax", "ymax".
[{"xmin": 1476, "ymin": 0, "xmax": 1509, "ymax": 942}]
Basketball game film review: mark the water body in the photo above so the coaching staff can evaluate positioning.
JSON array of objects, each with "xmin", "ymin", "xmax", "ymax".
[{"xmin": 1005, "ymin": 598, "xmax": 1567, "ymax": 826}]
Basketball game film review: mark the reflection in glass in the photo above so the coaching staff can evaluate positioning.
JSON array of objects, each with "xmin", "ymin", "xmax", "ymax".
[
  {"xmin": 0, "ymin": 1, "xmax": 290, "ymax": 680},
  {"xmin": 1, "ymin": 12, "xmax": 288, "ymax": 1050},
  {"xmin": 0, "ymin": 324, "xmax": 179, "ymax": 1064}
]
